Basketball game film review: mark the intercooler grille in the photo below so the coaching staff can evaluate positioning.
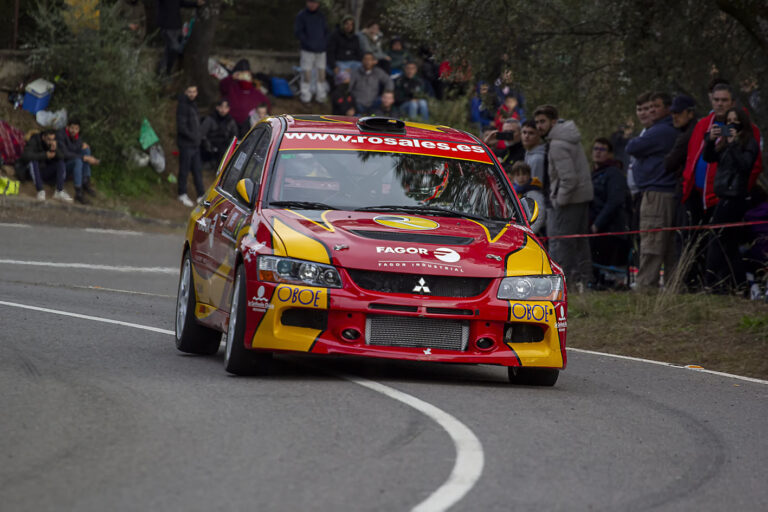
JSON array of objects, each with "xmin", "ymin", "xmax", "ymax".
[
  {"xmin": 347, "ymin": 269, "xmax": 491, "ymax": 297},
  {"xmin": 365, "ymin": 315, "xmax": 469, "ymax": 351}
]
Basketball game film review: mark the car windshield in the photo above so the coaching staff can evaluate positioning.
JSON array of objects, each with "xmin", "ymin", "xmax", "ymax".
[{"xmin": 267, "ymin": 150, "xmax": 519, "ymax": 222}]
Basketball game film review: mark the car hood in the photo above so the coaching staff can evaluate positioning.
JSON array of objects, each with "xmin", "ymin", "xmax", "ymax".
[{"xmin": 263, "ymin": 209, "xmax": 549, "ymax": 278}]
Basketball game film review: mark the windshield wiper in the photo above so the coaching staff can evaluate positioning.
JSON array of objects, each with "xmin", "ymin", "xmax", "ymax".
[
  {"xmin": 269, "ymin": 201, "xmax": 337, "ymax": 210},
  {"xmin": 356, "ymin": 205, "xmax": 501, "ymax": 223}
]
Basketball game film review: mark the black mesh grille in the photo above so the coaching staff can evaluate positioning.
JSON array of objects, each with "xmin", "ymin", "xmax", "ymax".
[
  {"xmin": 347, "ymin": 269, "xmax": 491, "ymax": 297},
  {"xmin": 349, "ymin": 230, "xmax": 474, "ymax": 245},
  {"xmin": 366, "ymin": 315, "xmax": 469, "ymax": 351}
]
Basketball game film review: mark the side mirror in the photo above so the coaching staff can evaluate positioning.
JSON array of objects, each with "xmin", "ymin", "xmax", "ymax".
[
  {"xmin": 520, "ymin": 196, "xmax": 539, "ymax": 225},
  {"xmin": 236, "ymin": 178, "xmax": 256, "ymax": 206}
]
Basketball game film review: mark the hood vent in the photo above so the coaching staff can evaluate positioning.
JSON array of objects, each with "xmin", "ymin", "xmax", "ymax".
[{"xmin": 350, "ymin": 230, "xmax": 474, "ymax": 245}]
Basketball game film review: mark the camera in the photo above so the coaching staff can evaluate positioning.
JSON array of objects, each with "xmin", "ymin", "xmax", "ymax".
[{"xmin": 496, "ymin": 131, "xmax": 516, "ymax": 141}]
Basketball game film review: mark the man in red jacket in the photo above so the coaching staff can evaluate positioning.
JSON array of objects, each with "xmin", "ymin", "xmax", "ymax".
[{"xmin": 681, "ymin": 83, "xmax": 762, "ymax": 225}]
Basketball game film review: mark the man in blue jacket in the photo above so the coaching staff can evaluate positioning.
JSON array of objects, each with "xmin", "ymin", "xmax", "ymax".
[
  {"xmin": 294, "ymin": 0, "xmax": 329, "ymax": 103},
  {"xmin": 626, "ymin": 92, "xmax": 680, "ymax": 289}
]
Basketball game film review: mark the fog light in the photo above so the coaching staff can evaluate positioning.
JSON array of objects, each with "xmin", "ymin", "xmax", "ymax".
[
  {"xmin": 475, "ymin": 337, "xmax": 495, "ymax": 350},
  {"xmin": 341, "ymin": 328, "xmax": 361, "ymax": 341}
]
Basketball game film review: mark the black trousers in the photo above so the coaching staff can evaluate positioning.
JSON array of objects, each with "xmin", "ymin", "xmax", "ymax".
[
  {"xmin": 178, "ymin": 146, "xmax": 204, "ymax": 198},
  {"xmin": 705, "ymin": 198, "xmax": 747, "ymax": 293}
]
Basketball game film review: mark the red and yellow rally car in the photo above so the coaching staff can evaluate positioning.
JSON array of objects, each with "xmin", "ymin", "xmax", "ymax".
[{"xmin": 175, "ymin": 115, "xmax": 567, "ymax": 385}]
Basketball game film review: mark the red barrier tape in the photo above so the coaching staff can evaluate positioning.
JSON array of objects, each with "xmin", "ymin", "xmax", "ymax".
[{"xmin": 540, "ymin": 220, "xmax": 768, "ymax": 241}]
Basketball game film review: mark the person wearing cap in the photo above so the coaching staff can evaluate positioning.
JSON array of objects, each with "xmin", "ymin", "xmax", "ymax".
[
  {"xmin": 327, "ymin": 14, "xmax": 363, "ymax": 76},
  {"xmin": 294, "ymin": 0, "xmax": 329, "ymax": 103},
  {"xmin": 219, "ymin": 59, "xmax": 271, "ymax": 135},
  {"xmin": 664, "ymin": 94, "xmax": 697, "ymax": 184}
]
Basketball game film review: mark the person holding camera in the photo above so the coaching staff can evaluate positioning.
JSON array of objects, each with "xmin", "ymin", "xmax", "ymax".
[
  {"xmin": 484, "ymin": 118, "xmax": 525, "ymax": 172},
  {"xmin": 702, "ymin": 107, "xmax": 759, "ymax": 293}
]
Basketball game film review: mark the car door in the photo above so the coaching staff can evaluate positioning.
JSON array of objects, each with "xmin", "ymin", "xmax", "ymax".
[
  {"xmin": 209, "ymin": 125, "xmax": 272, "ymax": 311},
  {"xmin": 193, "ymin": 130, "xmax": 260, "ymax": 306}
]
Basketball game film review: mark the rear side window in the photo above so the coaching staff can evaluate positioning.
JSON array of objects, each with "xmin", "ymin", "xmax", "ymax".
[{"xmin": 242, "ymin": 128, "xmax": 272, "ymax": 184}]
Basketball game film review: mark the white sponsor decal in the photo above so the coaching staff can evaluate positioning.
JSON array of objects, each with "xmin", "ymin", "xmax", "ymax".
[
  {"xmin": 248, "ymin": 285, "xmax": 271, "ymax": 311},
  {"xmin": 377, "ymin": 261, "xmax": 464, "ymax": 273},
  {"xmin": 434, "ymin": 247, "xmax": 460, "ymax": 263},
  {"xmin": 377, "ymin": 246, "xmax": 429, "ymax": 255},
  {"xmin": 283, "ymin": 132, "xmax": 487, "ymax": 154}
]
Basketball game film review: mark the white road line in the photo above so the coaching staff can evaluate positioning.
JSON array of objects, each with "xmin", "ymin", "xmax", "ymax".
[
  {"xmin": 348, "ymin": 376, "xmax": 484, "ymax": 512},
  {"xmin": 0, "ymin": 299, "xmax": 485, "ymax": 512},
  {"xmin": 84, "ymin": 228, "xmax": 142, "ymax": 236},
  {"xmin": 0, "ymin": 259, "xmax": 176, "ymax": 274},
  {"xmin": 0, "ymin": 300, "xmax": 174, "ymax": 335},
  {"xmin": 567, "ymin": 347, "xmax": 768, "ymax": 385},
  {"xmin": 0, "ymin": 223, "xmax": 31, "ymax": 228}
]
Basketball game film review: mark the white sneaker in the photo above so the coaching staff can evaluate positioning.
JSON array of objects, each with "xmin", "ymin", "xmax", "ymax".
[
  {"xmin": 36, "ymin": 190, "xmax": 46, "ymax": 201},
  {"xmin": 53, "ymin": 189, "xmax": 73, "ymax": 203},
  {"xmin": 178, "ymin": 194, "xmax": 194, "ymax": 207}
]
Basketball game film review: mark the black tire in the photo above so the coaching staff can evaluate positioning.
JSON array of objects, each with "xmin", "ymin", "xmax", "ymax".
[
  {"xmin": 175, "ymin": 253, "xmax": 221, "ymax": 355},
  {"xmin": 507, "ymin": 367, "xmax": 559, "ymax": 387},
  {"xmin": 224, "ymin": 266, "xmax": 272, "ymax": 376}
]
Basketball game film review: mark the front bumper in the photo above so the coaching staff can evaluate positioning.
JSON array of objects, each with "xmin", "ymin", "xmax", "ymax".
[{"xmin": 243, "ymin": 271, "xmax": 567, "ymax": 369}]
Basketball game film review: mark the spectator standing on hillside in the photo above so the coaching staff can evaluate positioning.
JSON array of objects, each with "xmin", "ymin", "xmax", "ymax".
[
  {"xmin": 494, "ymin": 94, "xmax": 520, "ymax": 131},
  {"xmin": 521, "ymin": 119, "xmax": 547, "ymax": 187},
  {"xmin": 201, "ymin": 99, "xmax": 238, "ymax": 168},
  {"xmin": 702, "ymin": 107, "xmax": 759, "ymax": 292},
  {"xmin": 418, "ymin": 45, "xmax": 440, "ymax": 99},
  {"xmin": 219, "ymin": 60, "xmax": 271, "ymax": 137},
  {"xmin": 386, "ymin": 37, "xmax": 410, "ymax": 77},
  {"xmin": 589, "ymin": 137, "xmax": 630, "ymax": 284},
  {"xmin": 294, "ymin": 0, "xmax": 329, "ymax": 104},
  {"xmin": 625, "ymin": 92, "xmax": 679, "ymax": 290},
  {"xmin": 534, "ymin": 104, "xmax": 594, "ymax": 288},
  {"xmin": 470, "ymin": 81, "xmax": 494, "ymax": 132},
  {"xmin": 394, "ymin": 62, "xmax": 429, "ymax": 120},
  {"xmin": 176, "ymin": 85, "xmax": 204, "ymax": 207},
  {"xmin": 681, "ymin": 83, "xmax": 763, "ymax": 227},
  {"xmin": 330, "ymin": 70, "xmax": 355, "ymax": 116},
  {"xmin": 349, "ymin": 53, "xmax": 393, "ymax": 115},
  {"xmin": 664, "ymin": 95, "xmax": 698, "ymax": 184},
  {"xmin": 117, "ymin": 0, "xmax": 146, "ymax": 42},
  {"xmin": 56, "ymin": 118, "xmax": 99, "ymax": 204},
  {"xmin": 156, "ymin": 0, "xmax": 203, "ymax": 76},
  {"xmin": 327, "ymin": 14, "xmax": 362, "ymax": 75},
  {"xmin": 358, "ymin": 21, "xmax": 390, "ymax": 74},
  {"xmin": 20, "ymin": 130, "xmax": 72, "ymax": 202}
]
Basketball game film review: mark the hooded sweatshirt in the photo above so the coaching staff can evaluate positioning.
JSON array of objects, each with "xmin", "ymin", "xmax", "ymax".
[{"xmin": 546, "ymin": 120, "xmax": 593, "ymax": 206}]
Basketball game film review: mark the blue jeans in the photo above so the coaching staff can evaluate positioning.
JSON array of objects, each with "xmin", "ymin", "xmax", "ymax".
[
  {"xmin": 65, "ymin": 147, "xmax": 92, "ymax": 187},
  {"xmin": 403, "ymin": 99, "xmax": 429, "ymax": 120}
]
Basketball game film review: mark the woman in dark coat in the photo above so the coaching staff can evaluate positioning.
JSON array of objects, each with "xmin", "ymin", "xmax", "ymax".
[{"xmin": 702, "ymin": 107, "xmax": 759, "ymax": 293}]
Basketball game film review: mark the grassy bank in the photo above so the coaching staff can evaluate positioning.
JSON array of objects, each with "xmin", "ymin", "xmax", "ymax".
[{"xmin": 568, "ymin": 291, "xmax": 768, "ymax": 380}]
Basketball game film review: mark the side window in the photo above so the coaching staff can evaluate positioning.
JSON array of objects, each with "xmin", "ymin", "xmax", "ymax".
[
  {"xmin": 220, "ymin": 128, "xmax": 263, "ymax": 195},
  {"xmin": 242, "ymin": 128, "xmax": 272, "ymax": 184}
]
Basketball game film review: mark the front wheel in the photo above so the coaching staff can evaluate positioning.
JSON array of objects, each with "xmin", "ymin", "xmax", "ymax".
[
  {"xmin": 224, "ymin": 266, "xmax": 272, "ymax": 376},
  {"xmin": 175, "ymin": 254, "xmax": 221, "ymax": 355},
  {"xmin": 507, "ymin": 367, "xmax": 559, "ymax": 387}
]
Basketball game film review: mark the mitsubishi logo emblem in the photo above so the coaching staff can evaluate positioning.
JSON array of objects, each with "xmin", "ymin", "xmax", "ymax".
[
  {"xmin": 413, "ymin": 277, "xmax": 431, "ymax": 294},
  {"xmin": 423, "ymin": 348, "xmax": 432, "ymax": 355}
]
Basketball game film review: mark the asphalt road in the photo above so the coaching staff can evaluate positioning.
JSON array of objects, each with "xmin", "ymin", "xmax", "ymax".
[{"xmin": 1, "ymin": 222, "xmax": 767, "ymax": 512}]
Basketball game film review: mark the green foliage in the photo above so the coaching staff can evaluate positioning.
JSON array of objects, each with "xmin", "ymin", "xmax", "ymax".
[
  {"xmin": 384, "ymin": 0, "xmax": 768, "ymax": 143},
  {"xmin": 738, "ymin": 313, "xmax": 768, "ymax": 332},
  {"xmin": 26, "ymin": 0, "xmax": 162, "ymax": 193}
]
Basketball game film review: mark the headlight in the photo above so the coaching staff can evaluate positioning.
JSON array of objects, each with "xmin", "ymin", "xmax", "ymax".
[
  {"xmin": 257, "ymin": 255, "xmax": 342, "ymax": 288},
  {"xmin": 497, "ymin": 275, "xmax": 564, "ymax": 301}
]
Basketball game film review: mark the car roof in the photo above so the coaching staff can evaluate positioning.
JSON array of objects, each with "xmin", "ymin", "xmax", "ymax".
[{"xmin": 281, "ymin": 114, "xmax": 479, "ymax": 144}]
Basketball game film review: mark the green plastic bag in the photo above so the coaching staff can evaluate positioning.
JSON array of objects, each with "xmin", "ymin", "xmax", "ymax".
[{"xmin": 139, "ymin": 118, "xmax": 159, "ymax": 150}]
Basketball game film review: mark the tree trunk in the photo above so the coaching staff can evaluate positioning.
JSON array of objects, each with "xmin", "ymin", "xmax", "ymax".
[{"xmin": 183, "ymin": 0, "xmax": 221, "ymax": 107}]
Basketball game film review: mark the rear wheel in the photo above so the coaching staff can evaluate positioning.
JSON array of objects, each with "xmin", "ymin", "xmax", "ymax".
[
  {"xmin": 175, "ymin": 254, "xmax": 221, "ymax": 355},
  {"xmin": 224, "ymin": 266, "xmax": 272, "ymax": 376},
  {"xmin": 507, "ymin": 367, "xmax": 559, "ymax": 387}
]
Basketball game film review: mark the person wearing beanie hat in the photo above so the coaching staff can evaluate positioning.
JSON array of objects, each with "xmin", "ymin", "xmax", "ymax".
[{"xmin": 330, "ymin": 69, "xmax": 355, "ymax": 116}]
